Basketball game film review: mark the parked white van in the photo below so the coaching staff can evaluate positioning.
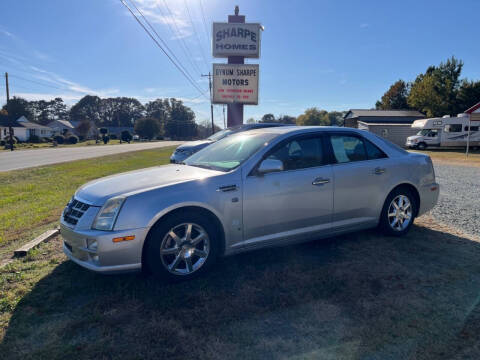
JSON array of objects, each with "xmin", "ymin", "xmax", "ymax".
[{"xmin": 406, "ymin": 114, "xmax": 480, "ymax": 150}]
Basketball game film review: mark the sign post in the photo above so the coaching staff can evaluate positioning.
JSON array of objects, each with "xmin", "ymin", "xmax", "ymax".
[{"xmin": 212, "ymin": 6, "xmax": 261, "ymax": 127}]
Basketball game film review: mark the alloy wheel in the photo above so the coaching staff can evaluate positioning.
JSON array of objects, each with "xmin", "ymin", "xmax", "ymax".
[
  {"xmin": 160, "ymin": 223, "xmax": 210, "ymax": 275},
  {"xmin": 387, "ymin": 195, "xmax": 412, "ymax": 232}
]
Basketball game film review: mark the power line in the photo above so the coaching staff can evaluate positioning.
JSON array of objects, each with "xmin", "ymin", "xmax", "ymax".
[
  {"xmin": 126, "ymin": 0, "xmax": 199, "ymax": 87},
  {"xmin": 119, "ymin": 0, "xmax": 207, "ymax": 98},
  {"xmin": 160, "ymin": 0, "xmax": 203, "ymax": 76},
  {"xmin": 199, "ymin": 0, "xmax": 211, "ymax": 49},
  {"xmin": 8, "ymin": 73, "xmax": 67, "ymax": 91},
  {"xmin": 183, "ymin": 0, "xmax": 210, "ymax": 73}
]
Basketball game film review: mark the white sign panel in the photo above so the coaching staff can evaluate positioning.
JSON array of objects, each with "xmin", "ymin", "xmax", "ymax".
[
  {"xmin": 212, "ymin": 64, "xmax": 259, "ymax": 105},
  {"xmin": 212, "ymin": 22, "xmax": 261, "ymax": 58}
]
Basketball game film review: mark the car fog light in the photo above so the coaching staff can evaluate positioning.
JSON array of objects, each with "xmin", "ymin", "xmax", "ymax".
[
  {"xmin": 86, "ymin": 238, "xmax": 98, "ymax": 251},
  {"xmin": 91, "ymin": 255, "xmax": 99, "ymax": 262}
]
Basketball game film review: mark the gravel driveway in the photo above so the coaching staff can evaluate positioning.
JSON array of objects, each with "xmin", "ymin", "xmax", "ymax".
[{"xmin": 430, "ymin": 162, "xmax": 479, "ymax": 238}]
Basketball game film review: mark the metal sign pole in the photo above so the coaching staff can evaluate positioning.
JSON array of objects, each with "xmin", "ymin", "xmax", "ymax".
[
  {"xmin": 466, "ymin": 114, "xmax": 471, "ymax": 157},
  {"xmin": 227, "ymin": 6, "xmax": 245, "ymax": 127}
]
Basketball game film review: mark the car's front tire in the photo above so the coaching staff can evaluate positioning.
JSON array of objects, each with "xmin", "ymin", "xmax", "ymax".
[
  {"xmin": 379, "ymin": 187, "xmax": 417, "ymax": 236},
  {"xmin": 417, "ymin": 142, "xmax": 427, "ymax": 150},
  {"xmin": 144, "ymin": 210, "xmax": 220, "ymax": 281}
]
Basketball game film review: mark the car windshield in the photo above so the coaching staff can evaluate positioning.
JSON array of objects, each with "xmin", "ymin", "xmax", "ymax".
[
  {"xmin": 184, "ymin": 132, "xmax": 276, "ymax": 172},
  {"xmin": 417, "ymin": 129, "xmax": 431, "ymax": 136},
  {"xmin": 207, "ymin": 128, "xmax": 234, "ymax": 141}
]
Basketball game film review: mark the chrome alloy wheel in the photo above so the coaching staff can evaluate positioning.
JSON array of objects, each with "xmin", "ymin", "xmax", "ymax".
[
  {"xmin": 387, "ymin": 195, "xmax": 412, "ymax": 231},
  {"xmin": 160, "ymin": 223, "xmax": 210, "ymax": 275}
]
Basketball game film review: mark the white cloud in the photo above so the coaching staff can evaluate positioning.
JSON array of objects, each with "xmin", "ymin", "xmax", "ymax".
[{"xmin": 0, "ymin": 29, "xmax": 14, "ymax": 38}]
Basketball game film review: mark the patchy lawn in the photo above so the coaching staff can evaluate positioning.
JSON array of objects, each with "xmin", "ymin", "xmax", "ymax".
[
  {"xmin": 1, "ymin": 139, "xmax": 147, "ymax": 151},
  {"xmin": 411, "ymin": 148, "xmax": 480, "ymax": 167},
  {"xmin": 0, "ymin": 146, "xmax": 176, "ymax": 252},
  {"xmin": 1, "ymin": 216, "xmax": 480, "ymax": 359}
]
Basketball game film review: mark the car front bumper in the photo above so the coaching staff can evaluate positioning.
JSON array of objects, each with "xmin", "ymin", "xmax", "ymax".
[{"xmin": 61, "ymin": 222, "xmax": 148, "ymax": 274}]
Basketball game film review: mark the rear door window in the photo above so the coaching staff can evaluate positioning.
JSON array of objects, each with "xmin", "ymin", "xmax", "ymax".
[{"xmin": 329, "ymin": 135, "xmax": 367, "ymax": 163}]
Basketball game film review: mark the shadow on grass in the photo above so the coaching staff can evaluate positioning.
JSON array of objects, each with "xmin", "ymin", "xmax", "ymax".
[{"xmin": 3, "ymin": 224, "xmax": 480, "ymax": 359}]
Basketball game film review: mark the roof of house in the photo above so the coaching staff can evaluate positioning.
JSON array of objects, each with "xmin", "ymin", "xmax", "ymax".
[
  {"xmin": 49, "ymin": 119, "xmax": 76, "ymax": 129},
  {"xmin": 345, "ymin": 109, "xmax": 425, "ymax": 119},
  {"xmin": 465, "ymin": 101, "xmax": 480, "ymax": 114},
  {"xmin": 0, "ymin": 116, "xmax": 52, "ymax": 129}
]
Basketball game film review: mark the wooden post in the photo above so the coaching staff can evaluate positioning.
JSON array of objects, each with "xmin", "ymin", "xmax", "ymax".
[{"xmin": 227, "ymin": 7, "xmax": 245, "ymax": 127}]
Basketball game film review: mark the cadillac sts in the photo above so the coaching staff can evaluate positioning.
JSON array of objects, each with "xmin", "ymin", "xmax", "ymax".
[{"xmin": 61, "ymin": 126, "xmax": 439, "ymax": 281}]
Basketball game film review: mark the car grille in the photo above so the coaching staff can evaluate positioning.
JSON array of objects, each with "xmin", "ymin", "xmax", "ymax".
[{"xmin": 63, "ymin": 198, "xmax": 90, "ymax": 226}]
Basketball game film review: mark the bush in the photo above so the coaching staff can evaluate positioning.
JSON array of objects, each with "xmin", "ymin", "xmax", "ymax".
[
  {"xmin": 121, "ymin": 130, "xmax": 133, "ymax": 143},
  {"xmin": 109, "ymin": 134, "xmax": 117, "ymax": 140},
  {"xmin": 0, "ymin": 140, "xmax": 4, "ymax": 146},
  {"xmin": 53, "ymin": 135, "xmax": 65, "ymax": 144},
  {"xmin": 67, "ymin": 135, "xmax": 79, "ymax": 144},
  {"xmin": 29, "ymin": 135, "xmax": 41, "ymax": 143},
  {"xmin": 99, "ymin": 127, "xmax": 108, "ymax": 135},
  {"xmin": 156, "ymin": 135, "xmax": 164, "ymax": 140},
  {"xmin": 102, "ymin": 135, "xmax": 110, "ymax": 144}
]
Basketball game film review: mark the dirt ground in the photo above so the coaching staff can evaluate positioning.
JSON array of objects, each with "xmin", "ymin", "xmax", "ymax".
[{"xmin": 1, "ymin": 215, "xmax": 480, "ymax": 359}]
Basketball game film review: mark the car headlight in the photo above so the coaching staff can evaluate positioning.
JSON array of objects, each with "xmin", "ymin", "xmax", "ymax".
[{"xmin": 92, "ymin": 196, "xmax": 126, "ymax": 231}]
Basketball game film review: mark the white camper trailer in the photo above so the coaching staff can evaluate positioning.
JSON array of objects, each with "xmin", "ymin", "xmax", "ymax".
[{"xmin": 406, "ymin": 113, "xmax": 480, "ymax": 150}]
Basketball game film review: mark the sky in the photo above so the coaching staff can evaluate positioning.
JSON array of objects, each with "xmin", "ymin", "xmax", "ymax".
[{"xmin": 0, "ymin": 0, "xmax": 479, "ymax": 128}]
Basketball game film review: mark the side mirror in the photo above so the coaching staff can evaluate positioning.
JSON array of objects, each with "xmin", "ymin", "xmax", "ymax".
[{"xmin": 257, "ymin": 159, "xmax": 283, "ymax": 175}]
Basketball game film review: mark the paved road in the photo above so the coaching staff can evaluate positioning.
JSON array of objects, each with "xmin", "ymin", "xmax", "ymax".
[{"xmin": 0, "ymin": 141, "xmax": 182, "ymax": 172}]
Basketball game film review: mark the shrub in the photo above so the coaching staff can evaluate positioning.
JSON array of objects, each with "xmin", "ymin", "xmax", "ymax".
[
  {"xmin": 99, "ymin": 127, "xmax": 108, "ymax": 135},
  {"xmin": 102, "ymin": 135, "xmax": 110, "ymax": 144},
  {"xmin": 121, "ymin": 130, "xmax": 133, "ymax": 143},
  {"xmin": 0, "ymin": 140, "xmax": 4, "ymax": 146},
  {"xmin": 53, "ymin": 135, "xmax": 65, "ymax": 144},
  {"xmin": 29, "ymin": 135, "xmax": 41, "ymax": 143},
  {"xmin": 156, "ymin": 135, "xmax": 164, "ymax": 140},
  {"xmin": 67, "ymin": 135, "xmax": 79, "ymax": 144},
  {"xmin": 109, "ymin": 134, "xmax": 117, "ymax": 140}
]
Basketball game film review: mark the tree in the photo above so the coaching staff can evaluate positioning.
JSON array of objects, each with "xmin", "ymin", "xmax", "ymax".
[
  {"xmin": 76, "ymin": 120, "xmax": 92, "ymax": 140},
  {"xmin": 121, "ymin": 130, "xmax": 133, "ymax": 143},
  {"xmin": 70, "ymin": 95, "xmax": 102, "ymax": 123},
  {"xmin": 457, "ymin": 80, "xmax": 480, "ymax": 112},
  {"xmin": 164, "ymin": 98, "xmax": 196, "ymax": 139},
  {"xmin": 2, "ymin": 97, "xmax": 32, "ymax": 121},
  {"xmin": 408, "ymin": 56, "xmax": 464, "ymax": 117},
  {"xmin": 296, "ymin": 108, "xmax": 329, "ymax": 126},
  {"xmin": 246, "ymin": 117, "xmax": 256, "ymax": 124},
  {"xmin": 277, "ymin": 115, "xmax": 296, "ymax": 124},
  {"xmin": 134, "ymin": 117, "xmax": 161, "ymax": 140},
  {"xmin": 376, "ymin": 80, "xmax": 410, "ymax": 110},
  {"xmin": 260, "ymin": 113, "xmax": 276, "ymax": 123}
]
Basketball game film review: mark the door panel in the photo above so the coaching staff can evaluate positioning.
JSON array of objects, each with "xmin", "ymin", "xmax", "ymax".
[{"xmin": 243, "ymin": 166, "xmax": 334, "ymax": 245}]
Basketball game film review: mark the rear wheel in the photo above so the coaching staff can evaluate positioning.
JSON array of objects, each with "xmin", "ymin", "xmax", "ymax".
[
  {"xmin": 145, "ymin": 211, "xmax": 220, "ymax": 281},
  {"xmin": 379, "ymin": 187, "xmax": 416, "ymax": 236}
]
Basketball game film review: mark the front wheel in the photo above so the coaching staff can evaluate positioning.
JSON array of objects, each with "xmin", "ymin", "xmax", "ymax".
[
  {"xmin": 379, "ymin": 188, "xmax": 416, "ymax": 236},
  {"xmin": 145, "ymin": 211, "xmax": 220, "ymax": 281},
  {"xmin": 417, "ymin": 142, "xmax": 427, "ymax": 150}
]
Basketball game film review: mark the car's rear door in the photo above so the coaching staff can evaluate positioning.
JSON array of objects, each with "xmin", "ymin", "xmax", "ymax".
[
  {"xmin": 242, "ymin": 133, "xmax": 333, "ymax": 248},
  {"xmin": 326, "ymin": 132, "xmax": 391, "ymax": 232}
]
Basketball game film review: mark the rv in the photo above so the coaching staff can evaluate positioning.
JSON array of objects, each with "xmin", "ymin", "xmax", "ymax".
[{"xmin": 406, "ymin": 113, "xmax": 480, "ymax": 150}]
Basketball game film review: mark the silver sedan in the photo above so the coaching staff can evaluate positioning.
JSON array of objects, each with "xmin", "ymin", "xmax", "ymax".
[{"xmin": 61, "ymin": 126, "xmax": 439, "ymax": 281}]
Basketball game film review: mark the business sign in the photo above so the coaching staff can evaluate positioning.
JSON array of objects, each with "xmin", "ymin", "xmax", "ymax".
[
  {"xmin": 212, "ymin": 22, "xmax": 261, "ymax": 58},
  {"xmin": 212, "ymin": 64, "xmax": 259, "ymax": 105}
]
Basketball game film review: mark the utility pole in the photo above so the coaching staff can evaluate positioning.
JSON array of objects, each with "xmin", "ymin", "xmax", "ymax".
[
  {"xmin": 5, "ymin": 72, "xmax": 14, "ymax": 151},
  {"xmin": 201, "ymin": 72, "xmax": 215, "ymax": 135}
]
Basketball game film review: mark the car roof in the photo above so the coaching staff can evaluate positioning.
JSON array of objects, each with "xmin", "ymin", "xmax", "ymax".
[{"xmin": 242, "ymin": 125, "xmax": 365, "ymax": 136}]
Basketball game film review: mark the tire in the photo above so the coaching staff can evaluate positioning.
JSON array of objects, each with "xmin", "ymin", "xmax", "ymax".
[
  {"xmin": 417, "ymin": 142, "xmax": 427, "ymax": 150},
  {"xmin": 144, "ymin": 210, "xmax": 220, "ymax": 281},
  {"xmin": 379, "ymin": 187, "xmax": 417, "ymax": 237}
]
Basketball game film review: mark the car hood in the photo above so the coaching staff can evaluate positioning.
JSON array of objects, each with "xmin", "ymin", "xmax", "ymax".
[
  {"xmin": 407, "ymin": 135, "xmax": 423, "ymax": 141},
  {"xmin": 177, "ymin": 140, "xmax": 212, "ymax": 150},
  {"xmin": 75, "ymin": 164, "xmax": 219, "ymax": 206}
]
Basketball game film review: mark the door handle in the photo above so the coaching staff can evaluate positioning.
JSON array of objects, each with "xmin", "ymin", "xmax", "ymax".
[
  {"xmin": 374, "ymin": 167, "xmax": 386, "ymax": 175},
  {"xmin": 312, "ymin": 177, "xmax": 330, "ymax": 186}
]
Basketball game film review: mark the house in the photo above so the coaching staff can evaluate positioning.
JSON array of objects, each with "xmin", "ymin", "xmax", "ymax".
[
  {"xmin": 0, "ymin": 116, "xmax": 53, "ymax": 142},
  {"xmin": 47, "ymin": 119, "xmax": 76, "ymax": 135},
  {"xmin": 465, "ymin": 101, "xmax": 480, "ymax": 121},
  {"xmin": 47, "ymin": 119, "xmax": 98, "ymax": 139},
  {"xmin": 344, "ymin": 109, "xmax": 426, "ymax": 147}
]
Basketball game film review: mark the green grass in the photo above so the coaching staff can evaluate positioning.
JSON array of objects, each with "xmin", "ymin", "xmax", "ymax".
[
  {"xmin": 1, "ymin": 216, "xmax": 480, "ymax": 359},
  {"xmin": 0, "ymin": 146, "xmax": 176, "ymax": 249},
  {"xmin": 411, "ymin": 148, "xmax": 480, "ymax": 166},
  {"xmin": 2, "ymin": 139, "xmax": 134, "ymax": 151}
]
